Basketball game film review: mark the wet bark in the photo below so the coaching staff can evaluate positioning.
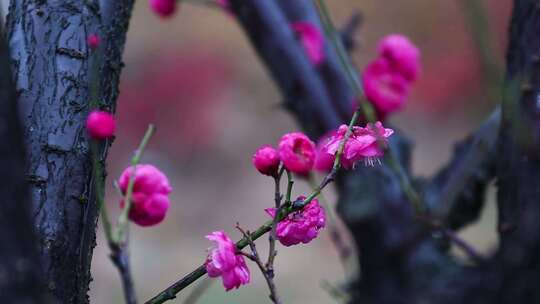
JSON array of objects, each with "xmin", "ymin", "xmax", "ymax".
[
  {"xmin": 0, "ymin": 20, "xmax": 52, "ymax": 304},
  {"xmin": 5, "ymin": 1, "xmax": 134, "ymax": 303}
]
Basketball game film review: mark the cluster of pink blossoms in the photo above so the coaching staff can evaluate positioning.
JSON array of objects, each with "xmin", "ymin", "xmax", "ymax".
[
  {"xmin": 315, "ymin": 122, "xmax": 394, "ymax": 171},
  {"xmin": 253, "ymin": 122, "xmax": 394, "ymax": 176},
  {"xmin": 362, "ymin": 34, "xmax": 421, "ymax": 118},
  {"xmin": 205, "ymin": 231, "xmax": 250, "ymax": 291},
  {"xmin": 253, "ymin": 132, "xmax": 316, "ymax": 176},
  {"xmin": 266, "ymin": 196, "xmax": 326, "ymax": 247},
  {"xmin": 119, "ymin": 164, "xmax": 173, "ymax": 226}
]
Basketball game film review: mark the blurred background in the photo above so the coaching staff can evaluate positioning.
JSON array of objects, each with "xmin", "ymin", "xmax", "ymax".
[{"xmin": 82, "ymin": 0, "xmax": 510, "ymax": 303}]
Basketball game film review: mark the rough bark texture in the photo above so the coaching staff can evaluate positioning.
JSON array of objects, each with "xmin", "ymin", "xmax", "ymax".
[
  {"xmin": 495, "ymin": 0, "xmax": 540, "ymax": 301},
  {"xmin": 0, "ymin": 21, "xmax": 52, "ymax": 304},
  {"xmin": 5, "ymin": 1, "xmax": 134, "ymax": 303},
  {"xmin": 229, "ymin": 0, "xmax": 540, "ymax": 303}
]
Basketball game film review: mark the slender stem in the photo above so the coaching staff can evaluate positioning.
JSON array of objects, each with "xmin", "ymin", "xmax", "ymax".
[
  {"xmin": 459, "ymin": 0, "xmax": 501, "ymax": 98},
  {"xmin": 237, "ymin": 225, "xmax": 282, "ymax": 304},
  {"xmin": 313, "ymin": 0, "xmax": 374, "ymax": 120},
  {"xmin": 266, "ymin": 172, "xmax": 283, "ymax": 277},
  {"xmin": 285, "ymin": 170, "xmax": 294, "ymax": 204},
  {"xmin": 145, "ymin": 101, "xmax": 362, "ymax": 304},
  {"xmin": 114, "ymin": 124, "xmax": 156, "ymax": 244},
  {"xmin": 416, "ymin": 215, "xmax": 484, "ymax": 263}
]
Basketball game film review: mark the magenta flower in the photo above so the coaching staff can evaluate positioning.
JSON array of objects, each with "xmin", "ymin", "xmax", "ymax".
[
  {"xmin": 317, "ymin": 122, "xmax": 394, "ymax": 169},
  {"xmin": 266, "ymin": 197, "xmax": 326, "ymax": 247},
  {"xmin": 362, "ymin": 57, "xmax": 410, "ymax": 117},
  {"xmin": 314, "ymin": 131, "xmax": 337, "ymax": 172},
  {"xmin": 149, "ymin": 0, "xmax": 177, "ymax": 18},
  {"xmin": 86, "ymin": 111, "xmax": 115, "ymax": 140},
  {"xmin": 378, "ymin": 34, "xmax": 421, "ymax": 82},
  {"xmin": 342, "ymin": 122, "xmax": 394, "ymax": 168},
  {"xmin": 278, "ymin": 132, "xmax": 316, "ymax": 176},
  {"xmin": 119, "ymin": 164, "xmax": 172, "ymax": 227},
  {"xmin": 292, "ymin": 21, "xmax": 325, "ymax": 65},
  {"xmin": 252, "ymin": 145, "xmax": 281, "ymax": 177},
  {"xmin": 87, "ymin": 34, "xmax": 100, "ymax": 50},
  {"xmin": 205, "ymin": 231, "xmax": 250, "ymax": 291}
]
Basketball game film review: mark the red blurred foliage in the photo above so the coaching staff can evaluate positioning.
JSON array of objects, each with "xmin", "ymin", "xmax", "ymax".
[
  {"xmin": 414, "ymin": 47, "xmax": 481, "ymax": 112},
  {"xmin": 412, "ymin": 0, "xmax": 511, "ymax": 113},
  {"xmin": 116, "ymin": 49, "xmax": 232, "ymax": 156}
]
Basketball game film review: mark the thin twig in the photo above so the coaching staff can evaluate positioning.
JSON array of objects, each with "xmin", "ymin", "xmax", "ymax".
[
  {"xmin": 266, "ymin": 169, "xmax": 285, "ymax": 278},
  {"xmin": 459, "ymin": 0, "xmax": 502, "ymax": 98},
  {"xmin": 440, "ymin": 228, "xmax": 485, "ymax": 263},
  {"xmin": 110, "ymin": 241, "xmax": 138, "ymax": 304},
  {"xmin": 236, "ymin": 225, "xmax": 282, "ymax": 304},
  {"xmin": 92, "ymin": 125, "xmax": 155, "ymax": 304},
  {"xmin": 416, "ymin": 215, "xmax": 485, "ymax": 263}
]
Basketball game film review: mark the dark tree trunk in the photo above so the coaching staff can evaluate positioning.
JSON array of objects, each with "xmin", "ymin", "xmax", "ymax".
[
  {"xmin": 0, "ymin": 21, "xmax": 52, "ymax": 304},
  {"xmin": 5, "ymin": 1, "xmax": 134, "ymax": 302},
  {"xmin": 495, "ymin": 0, "xmax": 540, "ymax": 302}
]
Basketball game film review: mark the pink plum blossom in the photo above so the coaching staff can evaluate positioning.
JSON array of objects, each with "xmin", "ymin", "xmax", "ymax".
[
  {"xmin": 266, "ymin": 197, "xmax": 326, "ymax": 246},
  {"xmin": 378, "ymin": 34, "xmax": 421, "ymax": 82},
  {"xmin": 316, "ymin": 122, "xmax": 394, "ymax": 170},
  {"xmin": 87, "ymin": 34, "xmax": 100, "ymax": 50},
  {"xmin": 205, "ymin": 231, "xmax": 250, "ymax": 291},
  {"xmin": 292, "ymin": 21, "xmax": 325, "ymax": 65},
  {"xmin": 314, "ymin": 131, "xmax": 337, "ymax": 172},
  {"xmin": 119, "ymin": 164, "xmax": 172, "ymax": 226},
  {"xmin": 362, "ymin": 57, "xmax": 410, "ymax": 117},
  {"xmin": 278, "ymin": 132, "xmax": 316, "ymax": 176},
  {"xmin": 149, "ymin": 0, "xmax": 177, "ymax": 18},
  {"xmin": 86, "ymin": 111, "xmax": 115, "ymax": 140},
  {"xmin": 252, "ymin": 145, "xmax": 281, "ymax": 177}
]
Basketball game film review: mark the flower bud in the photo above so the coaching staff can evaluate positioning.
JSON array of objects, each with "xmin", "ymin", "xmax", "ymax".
[
  {"xmin": 86, "ymin": 111, "xmax": 115, "ymax": 140},
  {"xmin": 252, "ymin": 145, "xmax": 280, "ymax": 177},
  {"xmin": 87, "ymin": 34, "xmax": 100, "ymax": 50},
  {"xmin": 278, "ymin": 132, "xmax": 316, "ymax": 176},
  {"xmin": 292, "ymin": 21, "xmax": 325, "ymax": 65},
  {"xmin": 118, "ymin": 164, "xmax": 172, "ymax": 227},
  {"xmin": 378, "ymin": 34, "xmax": 421, "ymax": 82}
]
